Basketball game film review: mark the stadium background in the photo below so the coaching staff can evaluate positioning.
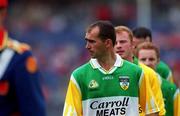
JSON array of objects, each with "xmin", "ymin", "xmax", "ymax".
[{"xmin": 6, "ymin": 0, "xmax": 180, "ymax": 115}]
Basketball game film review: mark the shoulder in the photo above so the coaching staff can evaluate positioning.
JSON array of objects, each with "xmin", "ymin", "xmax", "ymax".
[
  {"xmin": 72, "ymin": 62, "xmax": 91, "ymax": 75},
  {"xmin": 156, "ymin": 60, "xmax": 173, "ymax": 79},
  {"xmin": 156, "ymin": 60, "xmax": 171, "ymax": 72},
  {"xmin": 162, "ymin": 78, "xmax": 176, "ymax": 88},
  {"xmin": 124, "ymin": 60, "xmax": 140, "ymax": 68},
  {"xmin": 139, "ymin": 63, "xmax": 160, "ymax": 81},
  {"xmin": 71, "ymin": 62, "xmax": 92, "ymax": 84},
  {"xmin": 123, "ymin": 60, "xmax": 142, "ymax": 71},
  {"xmin": 162, "ymin": 78, "xmax": 177, "ymax": 93},
  {"xmin": 139, "ymin": 63, "xmax": 156, "ymax": 74},
  {"xmin": 7, "ymin": 39, "xmax": 38, "ymax": 73},
  {"xmin": 121, "ymin": 60, "xmax": 143, "ymax": 76},
  {"xmin": 7, "ymin": 39, "xmax": 31, "ymax": 54}
]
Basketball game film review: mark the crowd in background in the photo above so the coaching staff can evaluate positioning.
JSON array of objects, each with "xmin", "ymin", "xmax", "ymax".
[{"xmin": 6, "ymin": 0, "xmax": 180, "ymax": 115}]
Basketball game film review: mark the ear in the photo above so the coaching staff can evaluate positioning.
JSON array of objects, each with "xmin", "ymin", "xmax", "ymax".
[
  {"xmin": 132, "ymin": 40, "xmax": 137, "ymax": 49},
  {"xmin": 104, "ymin": 39, "xmax": 112, "ymax": 47},
  {"xmin": 145, "ymin": 37, "xmax": 151, "ymax": 42}
]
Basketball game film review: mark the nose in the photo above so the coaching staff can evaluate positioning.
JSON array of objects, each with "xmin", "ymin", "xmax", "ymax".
[
  {"xmin": 85, "ymin": 42, "xmax": 90, "ymax": 49},
  {"xmin": 115, "ymin": 42, "xmax": 121, "ymax": 48},
  {"xmin": 144, "ymin": 60, "xmax": 151, "ymax": 67}
]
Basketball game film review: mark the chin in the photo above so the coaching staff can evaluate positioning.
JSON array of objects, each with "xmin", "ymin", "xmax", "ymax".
[
  {"xmin": 89, "ymin": 54, "xmax": 95, "ymax": 58},
  {"xmin": 147, "ymin": 65, "xmax": 154, "ymax": 69},
  {"xmin": 118, "ymin": 54, "xmax": 125, "ymax": 58},
  {"xmin": 89, "ymin": 53, "xmax": 97, "ymax": 58},
  {"xmin": 91, "ymin": 56, "xmax": 96, "ymax": 58}
]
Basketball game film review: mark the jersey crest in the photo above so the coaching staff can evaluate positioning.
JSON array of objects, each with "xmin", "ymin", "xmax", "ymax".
[
  {"xmin": 119, "ymin": 76, "xmax": 129, "ymax": 90},
  {"xmin": 88, "ymin": 80, "xmax": 99, "ymax": 89}
]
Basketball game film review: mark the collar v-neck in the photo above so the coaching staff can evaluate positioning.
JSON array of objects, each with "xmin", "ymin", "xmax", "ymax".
[{"xmin": 90, "ymin": 54, "xmax": 123, "ymax": 74}]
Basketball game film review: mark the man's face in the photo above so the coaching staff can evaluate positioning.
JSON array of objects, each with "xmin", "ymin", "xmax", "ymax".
[
  {"xmin": 138, "ymin": 49, "xmax": 158, "ymax": 69},
  {"xmin": 114, "ymin": 31, "xmax": 133, "ymax": 60},
  {"xmin": 85, "ymin": 26, "xmax": 107, "ymax": 58}
]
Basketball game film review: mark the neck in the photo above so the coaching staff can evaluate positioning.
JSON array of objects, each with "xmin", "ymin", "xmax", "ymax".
[
  {"xmin": 97, "ymin": 51, "xmax": 116, "ymax": 71},
  {"xmin": 123, "ymin": 53, "xmax": 133, "ymax": 63},
  {"xmin": 126, "ymin": 56, "xmax": 133, "ymax": 63}
]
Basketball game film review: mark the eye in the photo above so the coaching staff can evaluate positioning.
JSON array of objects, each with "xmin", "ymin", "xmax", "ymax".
[
  {"xmin": 149, "ymin": 58, "xmax": 155, "ymax": 61},
  {"xmin": 120, "ymin": 40, "xmax": 127, "ymax": 44},
  {"xmin": 140, "ymin": 58, "xmax": 146, "ymax": 61},
  {"xmin": 89, "ymin": 40, "xmax": 96, "ymax": 43},
  {"xmin": 85, "ymin": 38, "xmax": 96, "ymax": 44}
]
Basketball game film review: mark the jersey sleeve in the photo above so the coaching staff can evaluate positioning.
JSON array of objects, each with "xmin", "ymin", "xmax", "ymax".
[
  {"xmin": 140, "ymin": 63, "xmax": 165, "ymax": 115},
  {"xmin": 156, "ymin": 61, "xmax": 174, "ymax": 83},
  {"xmin": 14, "ymin": 51, "xmax": 46, "ymax": 116},
  {"xmin": 139, "ymin": 70, "xmax": 160, "ymax": 115},
  {"xmin": 63, "ymin": 75, "xmax": 82, "ymax": 116},
  {"xmin": 150, "ymin": 71, "xmax": 166, "ymax": 115},
  {"xmin": 174, "ymin": 88, "xmax": 180, "ymax": 116}
]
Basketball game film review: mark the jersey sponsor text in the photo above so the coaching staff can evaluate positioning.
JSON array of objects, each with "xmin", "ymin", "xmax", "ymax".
[{"xmin": 83, "ymin": 96, "xmax": 138, "ymax": 116}]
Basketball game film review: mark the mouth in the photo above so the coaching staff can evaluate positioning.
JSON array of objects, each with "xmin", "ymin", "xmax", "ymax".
[
  {"xmin": 116, "ymin": 50, "xmax": 124, "ymax": 55},
  {"xmin": 88, "ymin": 50, "xmax": 94, "ymax": 55}
]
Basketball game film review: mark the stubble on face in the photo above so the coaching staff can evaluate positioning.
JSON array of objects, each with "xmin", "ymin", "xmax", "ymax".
[{"xmin": 85, "ymin": 27, "xmax": 105, "ymax": 58}]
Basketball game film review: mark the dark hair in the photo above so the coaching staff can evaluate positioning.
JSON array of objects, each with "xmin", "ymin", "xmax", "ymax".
[
  {"xmin": 132, "ymin": 27, "xmax": 152, "ymax": 42},
  {"xmin": 86, "ymin": 20, "xmax": 116, "ymax": 46}
]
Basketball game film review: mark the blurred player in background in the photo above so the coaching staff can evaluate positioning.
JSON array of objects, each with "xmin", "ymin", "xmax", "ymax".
[
  {"xmin": 0, "ymin": 0, "xmax": 46, "ymax": 115},
  {"xmin": 136, "ymin": 42, "xmax": 180, "ymax": 116},
  {"xmin": 132, "ymin": 27, "xmax": 174, "ymax": 84},
  {"xmin": 114, "ymin": 26, "xmax": 165, "ymax": 116},
  {"xmin": 63, "ymin": 20, "xmax": 158, "ymax": 116}
]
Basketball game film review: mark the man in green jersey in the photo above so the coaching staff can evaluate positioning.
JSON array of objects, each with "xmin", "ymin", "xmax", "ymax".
[
  {"xmin": 132, "ymin": 27, "xmax": 174, "ymax": 84},
  {"xmin": 63, "ymin": 20, "xmax": 158, "ymax": 116},
  {"xmin": 135, "ymin": 42, "xmax": 180, "ymax": 116},
  {"xmin": 114, "ymin": 26, "xmax": 165, "ymax": 116}
]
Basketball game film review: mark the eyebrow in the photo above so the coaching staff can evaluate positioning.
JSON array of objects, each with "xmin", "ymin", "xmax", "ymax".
[{"xmin": 84, "ymin": 38, "xmax": 90, "ymax": 42}]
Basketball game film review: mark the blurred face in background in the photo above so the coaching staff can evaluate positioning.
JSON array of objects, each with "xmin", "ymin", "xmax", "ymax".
[
  {"xmin": 85, "ymin": 26, "xmax": 107, "ymax": 59},
  {"xmin": 114, "ymin": 31, "xmax": 133, "ymax": 61},
  {"xmin": 138, "ymin": 49, "xmax": 158, "ymax": 69},
  {"xmin": 133, "ymin": 37, "xmax": 151, "ymax": 49}
]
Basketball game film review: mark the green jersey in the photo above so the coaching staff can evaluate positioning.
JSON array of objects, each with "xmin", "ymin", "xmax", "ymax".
[
  {"xmin": 133, "ymin": 57, "xmax": 165, "ymax": 115},
  {"xmin": 156, "ymin": 61, "xmax": 173, "ymax": 82},
  {"xmin": 63, "ymin": 55, "xmax": 159, "ymax": 116},
  {"xmin": 158, "ymin": 75, "xmax": 178, "ymax": 116},
  {"xmin": 74, "ymin": 59, "xmax": 141, "ymax": 115}
]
